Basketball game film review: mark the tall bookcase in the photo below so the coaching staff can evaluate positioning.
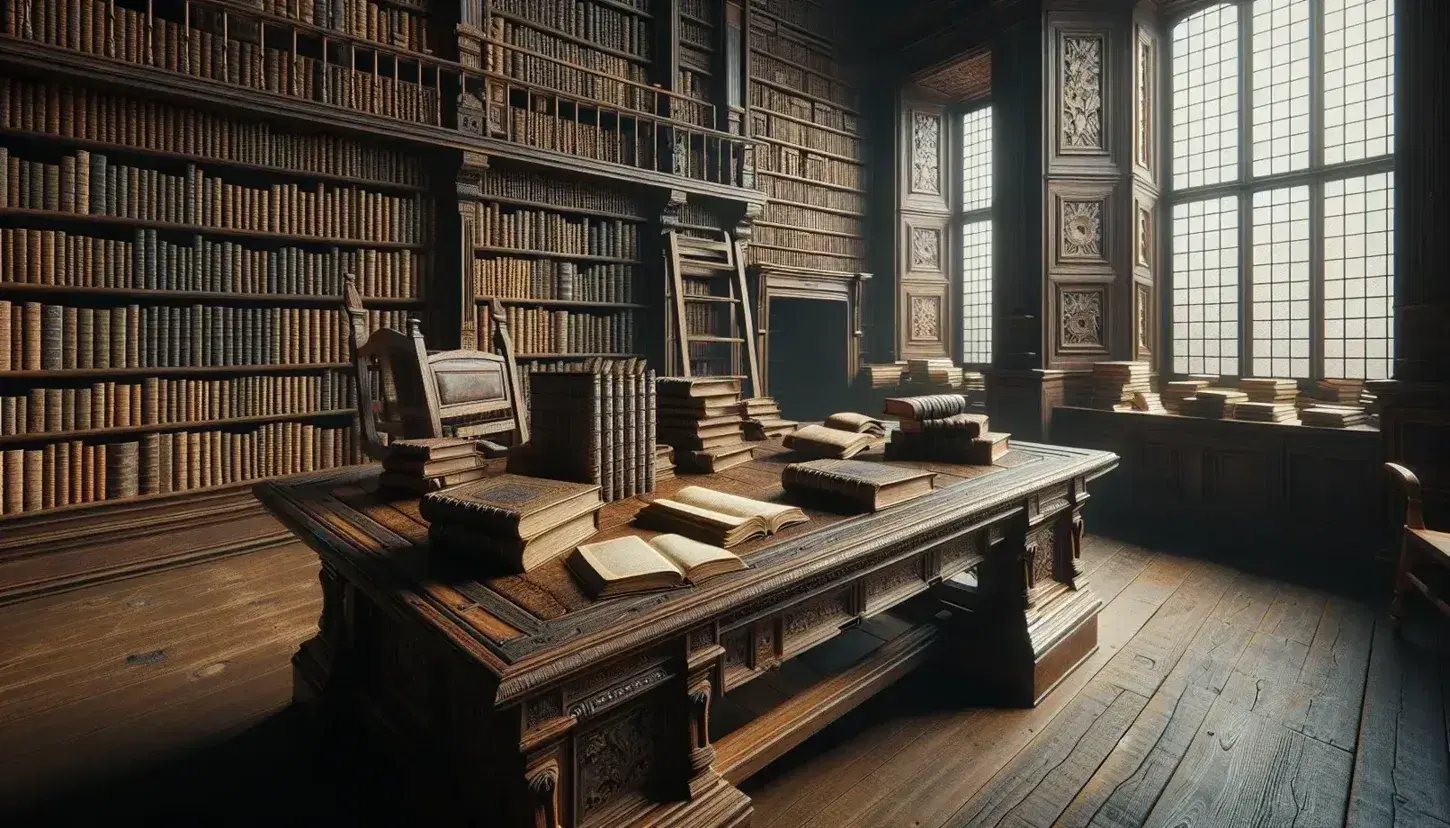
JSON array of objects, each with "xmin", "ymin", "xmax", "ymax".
[{"xmin": 746, "ymin": 0, "xmax": 866, "ymax": 276}]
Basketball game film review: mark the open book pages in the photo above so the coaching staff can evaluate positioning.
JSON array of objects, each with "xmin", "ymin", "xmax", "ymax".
[
  {"xmin": 634, "ymin": 485, "xmax": 808, "ymax": 548},
  {"xmin": 783, "ymin": 424, "xmax": 882, "ymax": 460},
  {"xmin": 823, "ymin": 412, "xmax": 887, "ymax": 436},
  {"xmin": 568, "ymin": 533, "xmax": 747, "ymax": 598},
  {"xmin": 781, "ymin": 459, "xmax": 937, "ymax": 512}
]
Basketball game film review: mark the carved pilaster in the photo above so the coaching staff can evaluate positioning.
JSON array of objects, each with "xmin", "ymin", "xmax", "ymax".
[
  {"xmin": 525, "ymin": 757, "xmax": 562, "ymax": 828},
  {"xmin": 686, "ymin": 675, "xmax": 719, "ymax": 797},
  {"xmin": 456, "ymin": 153, "xmax": 489, "ymax": 349}
]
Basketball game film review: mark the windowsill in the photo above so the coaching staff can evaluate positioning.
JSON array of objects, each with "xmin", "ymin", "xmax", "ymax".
[{"xmin": 1053, "ymin": 405, "xmax": 1380, "ymax": 435}]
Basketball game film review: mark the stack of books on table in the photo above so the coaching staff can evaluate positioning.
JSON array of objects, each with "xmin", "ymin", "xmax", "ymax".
[
  {"xmin": 378, "ymin": 437, "xmax": 489, "ymax": 494},
  {"xmin": 861, "ymin": 362, "xmax": 907, "ymax": 388},
  {"xmin": 882, "ymin": 394, "xmax": 1009, "ymax": 465},
  {"xmin": 1163, "ymin": 378, "xmax": 1212, "ymax": 413},
  {"xmin": 653, "ymin": 443, "xmax": 676, "ymax": 484},
  {"xmin": 526, "ymin": 358, "xmax": 655, "ymax": 502},
  {"xmin": 1300, "ymin": 405, "xmax": 1369, "ymax": 428},
  {"xmin": 740, "ymin": 397, "xmax": 799, "ymax": 441},
  {"xmin": 656, "ymin": 376, "xmax": 755, "ymax": 473},
  {"xmin": 1089, "ymin": 362, "xmax": 1151, "ymax": 411},
  {"xmin": 421, "ymin": 474, "xmax": 603, "ymax": 572},
  {"xmin": 1235, "ymin": 378, "xmax": 1299, "ymax": 423},
  {"xmin": 1185, "ymin": 389, "xmax": 1248, "ymax": 419}
]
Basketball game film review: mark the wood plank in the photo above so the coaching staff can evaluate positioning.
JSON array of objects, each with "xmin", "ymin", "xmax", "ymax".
[
  {"xmin": 793, "ymin": 549, "xmax": 1177, "ymax": 828},
  {"xmin": 1284, "ymin": 597, "xmax": 1375, "ymax": 750}
]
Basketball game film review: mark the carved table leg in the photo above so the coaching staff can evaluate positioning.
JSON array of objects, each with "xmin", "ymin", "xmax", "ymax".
[{"xmin": 292, "ymin": 561, "xmax": 350, "ymax": 710}]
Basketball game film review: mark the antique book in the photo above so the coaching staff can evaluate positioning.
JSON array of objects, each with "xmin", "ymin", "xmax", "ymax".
[
  {"xmin": 388, "ymin": 437, "xmax": 480, "ymax": 463},
  {"xmin": 419, "ymin": 474, "xmax": 603, "ymax": 539},
  {"xmin": 899, "ymin": 412, "xmax": 988, "ymax": 436},
  {"xmin": 656, "ymin": 375, "xmax": 742, "ymax": 398},
  {"xmin": 783, "ymin": 424, "xmax": 880, "ymax": 460},
  {"xmin": 882, "ymin": 393, "xmax": 970, "ymax": 420},
  {"xmin": 634, "ymin": 485, "xmax": 807, "ymax": 548},
  {"xmin": 781, "ymin": 459, "xmax": 937, "ymax": 512},
  {"xmin": 431, "ymin": 508, "xmax": 601, "ymax": 572},
  {"xmin": 687, "ymin": 443, "xmax": 754, "ymax": 473},
  {"xmin": 823, "ymin": 412, "xmax": 886, "ymax": 436},
  {"xmin": 567, "ymin": 533, "xmax": 747, "ymax": 598},
  {"xmin": 381, "ymin": 454, "xmax": 488, "ymax": 479}
]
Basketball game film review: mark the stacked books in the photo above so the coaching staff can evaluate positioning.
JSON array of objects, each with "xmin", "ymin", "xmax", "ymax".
[
  {"xmin": 882, "ymin": 394, "xmax": 1009, "ymax": 465},
  {"xmin": 421, "ymin": 474, "xmax": 604, "ymax": 572},
  {"xmin": 1163, "ymin": 378, "xmax": 1212, "ymax": 413},
  {"xmin": 782, "ymin": 459, "xmax": 938, "ymax": 512},
  {"xmin": 1235, "ymin": 378, "xmax": 1299, "ymax": 423},
  {"xmin": 379, "ymin": 437, "xmax": 489, "ymax": 494},
  {"xmin": 1300, "ymin": 405, "xmax": 1369, "ymax": 428},
  {"xmin": 1089, "ymin": 362, "xmax": 1152, "ymax": 411},
  {"xmin": 656, "ymin": 376, "xmax": 755, "ymax": 473},
  {"xmin": 905, "ymin": 358, "xmax": 954, "ymax": 386},
  {"xmin": 1314, "ymin": 378, "xmax": 1364, "ymax": 404},
  {"xmin": 654, "ymin": 443, "xmax": 676, "ymax": 484},
  {"xmin": 861, "ymin": 362, "xmax": 907, "ymax": 389},
  {"xmin": 1185, "ymin": 389, "xmax": 1248, "ymax": 419},
  {"xmin": 526, "ymin": 358, "xmax": 655, "ymax": 502},
  {"xmin": 1132, "ymin": 392, "xmax": 1167, "ymax": 414},
  {"xmin": 740, "ymin": 396, "xmax": 799, "ymax": 441}
]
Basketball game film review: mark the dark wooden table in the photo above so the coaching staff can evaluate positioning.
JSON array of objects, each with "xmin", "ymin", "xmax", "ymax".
[{"xmin": 256, "ymin": 440, "xmax": 1117, "ymax": 828}]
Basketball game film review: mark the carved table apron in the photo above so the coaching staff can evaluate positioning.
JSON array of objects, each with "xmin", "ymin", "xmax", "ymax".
[{"xmin": 256, "ymin": 441, "xmax": 1117, "ymax": 828}]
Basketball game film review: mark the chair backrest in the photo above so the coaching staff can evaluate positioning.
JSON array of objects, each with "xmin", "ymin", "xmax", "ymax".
[
  {"xmin": 343, "ymin": 281, "xmax": 527, "ymax": 461},
  {"xmin": 1385, "ymin": 461, "xmax": 1425, "ymax": 530}
]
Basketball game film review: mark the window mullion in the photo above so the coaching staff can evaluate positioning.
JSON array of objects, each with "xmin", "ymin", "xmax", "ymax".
[
  {"xmin": 1308, "ymin": 0, "xmax": 1326, "ymax": 382},
  {"xmin": 1238, "ymin": 1, "xmax": 1254, "ymax": 379}
]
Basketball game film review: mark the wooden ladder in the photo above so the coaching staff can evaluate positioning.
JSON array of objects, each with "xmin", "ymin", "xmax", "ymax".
[{"xmin": 663, "ymin": 228, "xmax": 763, "ymax": 395}]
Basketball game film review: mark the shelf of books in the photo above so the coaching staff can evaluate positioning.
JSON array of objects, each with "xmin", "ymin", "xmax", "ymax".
[
  {"xmin": 467, "ymin": 166, "xmax": 645, "ymax": 405},
  {"xmin": 676, "ymin": 0, "xmax": 719, "ymax": 132},
  {"xmin": 747, "ymin": 0, "xmax": 865, "ymax": 276},
  {"xmin": 0, "ymin": 74, "xmax": 436, "ymax": 517}
]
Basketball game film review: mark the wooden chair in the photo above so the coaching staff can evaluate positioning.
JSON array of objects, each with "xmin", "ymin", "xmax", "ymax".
[
  {"xmin": 1386, "ymin": 462, "xmax": 1450, "ymax": 628},
  {"xmin": 343, "ymin": 275, "xmax": 528, "ymax": 463}
]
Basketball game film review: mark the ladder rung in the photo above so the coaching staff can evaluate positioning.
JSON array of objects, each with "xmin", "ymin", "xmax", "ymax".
[
  {"xmin": 681, "ymin": 261, "xmax": 737, "ymax": 273},
  {"xmin": 688, "ymin": 335, "xmax": 746, "ymax": 343},
  {"xmin": 684, "ymin": 295, "xmax": 739, "ymax": 304},
  {"xmin": 678, "ymin": 237, "xmax": 732, "ymax": 251}
]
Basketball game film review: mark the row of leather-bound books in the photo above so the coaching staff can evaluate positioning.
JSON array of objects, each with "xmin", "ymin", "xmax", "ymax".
[
  {"xmin": 753, "ymin": 224, "xmax": 865, "ymax": 258},
  {"xmin": 3, "ymin": 1, "xmax": 441, "ymax": 124},
  {"xmin": 754, "ymin": 144, "xmax": 862, "ymax": 189},
  {"xmin": 474, "ymin": 167, "xmax": 643, "ymax": 217},
  {"xmin": 0, "ymin": 78, "xmax": 429, "ymax": 186},
  {"xmin": 752, "ymin": 53, "xmax": 860, "ymax": 112},
  {"xmin": 491, "ymin": 0, "xmax": 651, "ymax": 59},
  {"xmin": 756, "ymin": 173, "xmax": 865, "ymax": 213},
  {"xmin": 486, "ymin": 305, "xmax": 635, "ymax": 356},
  {"xmin": 473, "ymin": 259, "xmax": 634, "ymax": 305},
  {"xmin": 0, "ymin": 148, "xmax": 428, "ymax": 244},
  {"xmin": 2, "ymin": 373, "xmax": 356, "ymax": 437},
  {"xmin": 527, "ymin": 359, "xmax": 656, "ymax": 503},
  {"xmin": 748, "ymin": 82, "xmax": 859, "ymax": 137},
  {"xmin": 749, "ymin": 246, "xmax": 862, "ymax": 274},
  {"xmin": 0, "ymin": 228, "xmax": 424, "ymax": 299},
  {"xmin": 486, "ymin": 18, "xmax": 653, "ymax": 111},
  {"xmin": 503, "ymin": 102, "xmax": 645, "ymax": 166},
  {"xmin": 0, "ymin": 421, "xmax": 357, "ymax": 514},
  {"xmin": 0, "ymin": 300, "xmax": 407, "ymax": 370},
  {"xmin": 751, "ymin": 111, "xmax": 862, "ymax": 160},
  {"xmin": 469, "ymin": 202, "xmax": 639, "ymax": 259},
  {"xmin": 761, "ymin": 201, "xmax": 863, "ymax": 237}
]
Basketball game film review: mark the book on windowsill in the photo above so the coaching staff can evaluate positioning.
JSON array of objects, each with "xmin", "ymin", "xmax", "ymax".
[
  {"xmin": 430, "ymin": 509, "xmax": 601, "ymax": 573},
  {"xmin": 567, "ymin": 533, "xmax": 748, "ymax": 598},
  {"xmin": 822, "ymin": 412, "xmax": 887, "ymax": 436},
  {"xmin": 781, "ymin": 459, "xmax": 937, "ymax": 512},
  {"xmin": 634, "ymin": 485, "xmax": 808, "ymax": 548},
  {"xmin": 783, "ymin": 424, "xmax": 883, "ymax": 460}
]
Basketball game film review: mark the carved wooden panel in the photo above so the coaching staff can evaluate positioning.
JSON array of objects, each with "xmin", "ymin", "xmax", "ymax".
[
  {"xmin": 910, "ymin": 226, "xmax": 943, "ymax": 271},
  {"xmin": 916, "ymin": 50, "xmax": 993, "ymax": 102},
  {"xmin": 1058, "ymin": 287, "xmax": 1108, "ymax": 353},
  {"xmin": 899, "ymin": 100, "xmax": 950, "ymax": 213},
  {"xmin": 910, "ymin": 111, "xmax": 942, "ymax": 195},
  {"xmin": 911, "ymin": 296, "xmax": 942, "ymax": 341},
  {"xmin": 940, "ymin": 531, "xmax": 987, "ymax": 580},
  {"xmin": 1048, "ymin": 181, "xmax": 1116, "ymax": 273},
  {"xmin": 782, "ymin": 589, "xmax": 854, "ymax": 658},
  {"xmin": 1053, "ymin": 27, "xmax": 1110, "ymax": 163},
  {"xmin": 1134, "ymin": 25, "xmax": 1159, "ymax": 183},
  {"xmin": 902, "ymin": 215, "xmax": 949, "ymax": 277},
  {"xmin": 1061, "ymin": 200, "xmax": 1105, "ymax": 260},
  {"xmin": 864, "ymin": 556, "xmax": 930, "ymax": 613},
  {"xmin": 575, "ymin": 702, "xmax": 661, "ymax": 823}
]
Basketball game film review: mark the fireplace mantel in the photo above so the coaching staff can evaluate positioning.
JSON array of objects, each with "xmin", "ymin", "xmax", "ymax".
[{"xmin": 749, "ymin": 265, "xmax": 872, "ymax": 395}]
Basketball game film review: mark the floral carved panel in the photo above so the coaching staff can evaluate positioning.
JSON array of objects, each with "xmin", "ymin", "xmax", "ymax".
[
  {"xmin": 577, "ymin": 705, "xmax": 659, "ymax": 821},
  {"xmin": 1137, "ymin": 35, "xmax": 1155, "ymax": 171},
  {"xmin": 910, "ymin": 226, "xmax": 941, "ymax": 271},
  {"xmin": 1061, "ymin": 200, "xmax": 1104, "ymax": 259},
  {"xmin": 910, "ymin": 295, "xmax": 942, "ymax": 341},
  {"xmin": 1061, "ymin": 36, "xmax": 1105, "ymax": 151},
  {"xmin": 1136, "ymin": 284, "xmax": 1153, "ymax": 357},
  {"xmin": 1137, "ymin": 205, "xmax": 1153, "ymax": 268},
  {"xmin": 910, "ymin": 111, "xmax": 942, "ymax": 195},
  {"xmin": 1060, "ymin": 289, "xmax": 1105, "ymax": 349}
]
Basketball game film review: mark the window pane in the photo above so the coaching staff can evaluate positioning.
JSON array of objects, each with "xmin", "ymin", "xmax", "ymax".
[
  {"xmin": 1323, "ymin": 171, "xmax": 1394, "ymax": 380},
  {"xmin": 1251, "ymin": 0, "xmax": 1310, "ymax": 176},
  {"xmin": 961, "ymin": 108, "xmax": 992, "ymax": 212},
  {"xmin": 961, "ymin": 219, "xmax": 993, "ymax": 364},
  {"xmin": 1325, "ymin": 0, "xmax": 1395, "ymax": 164},
  {"xmin": 1250, "ymin": 186, "xmax": 1311, "ymax": 378},
  {"xmin": 1172, "ymin": 3, "xmax": 1240, "ymax": 190},
  {"xmin": 1172, "ymin": 197, "xmax": 1240, "ymax": 376}
]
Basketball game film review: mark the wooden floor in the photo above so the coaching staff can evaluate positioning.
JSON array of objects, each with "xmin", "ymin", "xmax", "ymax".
[{"xmin": 2, "ymin": 533, "xmax": 1447, "ymax": 827}]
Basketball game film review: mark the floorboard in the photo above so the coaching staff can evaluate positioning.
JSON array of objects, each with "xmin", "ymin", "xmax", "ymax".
[{"xmin": 3, "ymin": 533, "xmax": 1448, "ymax": 828}]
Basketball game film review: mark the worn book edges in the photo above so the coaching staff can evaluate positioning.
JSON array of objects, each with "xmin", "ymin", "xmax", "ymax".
[
  {"xmin": 781, "ymin": 459, "xmax": 937, "ymax": 512},
  {"xmin": 687, "ymin": 443, "xmax": 755, "ymax": 473},
  {"xmin": 783, "ymin": 424, "xmax": 881, "ymax": 460},
  {"xmin": 882, "ymin": 393, "xmax": 972, "ymax": 420},
  {"xmin": 431, "ymin": 509, "xmax": 601, "ymax": 573},
  {"xmin": 420, "ymin": 474, "xmax": 602, "ymax": 539},
  {"xmin": 898, "ymin": 412, "xmax": 988, "ymax": 436},
  {"xmin": 568, "ymin": 533, "xmax": 747, "ymax": 598},
  {"xmin": 634, "ymin": 485, "xmax": 807, "ymax": 548},
  {"xmin": 657, "ymin": 375, "xmax": 743, "ymax": 398},
  {"xmin": 822, "ymin": 412, "xmax": 887, "ymax": 436}
]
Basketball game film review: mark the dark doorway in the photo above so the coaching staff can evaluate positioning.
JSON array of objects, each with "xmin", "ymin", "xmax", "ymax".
[{"xmin": 767, "ymin": 298, "xmax": 853, "ymax": 422}]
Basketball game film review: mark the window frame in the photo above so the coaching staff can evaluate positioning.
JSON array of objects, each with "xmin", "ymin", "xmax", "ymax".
[
  {"xmin": 952, "ymin": 98, "xmax": 995, "ymax": 369},
  {"xmin": 1161, "ymin": 0, "xmax": 1396, "ymax": 383}
]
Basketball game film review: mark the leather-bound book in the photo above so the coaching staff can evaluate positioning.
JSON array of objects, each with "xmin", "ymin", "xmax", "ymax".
[
  {"xmin": 782, "ymin": 459, "xmax": 937, "ymax": 513},
  {"xmin": 106, "ymin": 439, "xmax": 140, "ymax": 499},
  {"xmin": 899, "ymin": 412, "xmax": 989, "ymax": 437},
  {"xmin": 783, "ymin": 424, "xmax": 881, "ymax": 460},
  {"xmin": 822, "ymin": 412, "xmax": 886, "ymax": 436},
  {"xmin": 634, "ymin": 485, "xmax": 806, "ymax": 549},
  {"xmin": 420, "ymin": 474, "xmax": 603, "ymax": 540},
  {"xmin": 882, "ymin": 394, "xmax": 972, "ymax": 420}
]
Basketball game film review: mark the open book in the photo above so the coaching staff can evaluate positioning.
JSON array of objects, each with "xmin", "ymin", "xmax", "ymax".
[
  {"xmin": 783, "ymin": 424, "xmax": 882, "ymax": 459},
  {"xmin": 567, "ymin": 534, "xmax": 747, "ymax": 598},
  {"xmin": 634, "ymin": 485, "xmax": 808, "ymax": 548},
  {"xmin": 823, "ymin": 412, "xmax": 887, "ymax": 436}
]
